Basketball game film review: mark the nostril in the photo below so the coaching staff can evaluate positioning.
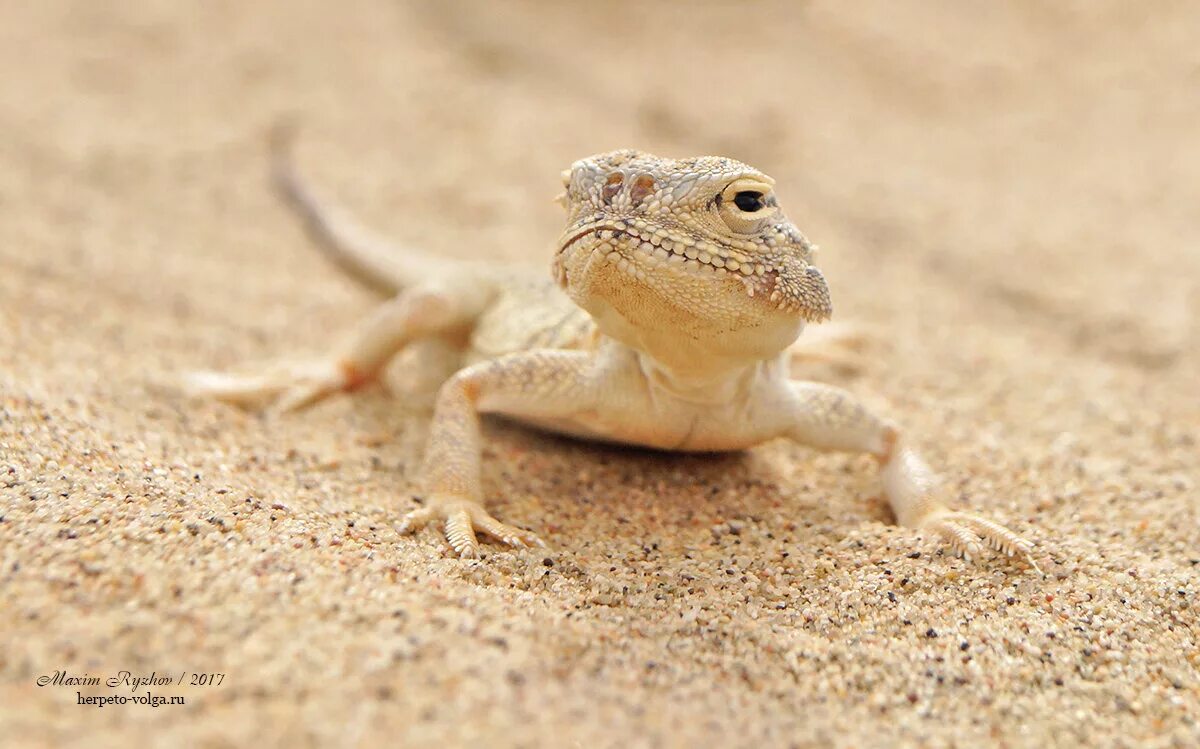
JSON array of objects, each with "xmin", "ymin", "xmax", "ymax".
[
  {"xmin": 602, "ymin": 172, "xmax": 624, "ymax": 204},
  {"xmin": 630, "ymin": 173, "xmax": 656, "ymax": 206}
]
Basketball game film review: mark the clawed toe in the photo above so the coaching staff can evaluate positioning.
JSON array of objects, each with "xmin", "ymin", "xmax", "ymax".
[
  {"xmin": 473, "ymin": 512, "xmax": 546, "ymax": 549},
  {"xmin": 184, "ymin": 370, "xmax": 279, "ymax": 405},
  {"xmin": 396, "ymin": 505, "xmax": 437, "ymax": 535},
  {"xmin": 271, "ymin": 380, "xmax": 338, "ymax": 413},
  {"xmin": 398, "ymin": 500, "xmax": 544, "ymax": 558},
  {"xmin": 185, "ymin": 360, "xmax": 354, "ymax": 412},
  {"xmin": 923, "ymin": 511, "xmax": 1039, "ymax": 572}
]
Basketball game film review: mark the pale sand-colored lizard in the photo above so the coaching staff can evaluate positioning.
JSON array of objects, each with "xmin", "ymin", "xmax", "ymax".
[{"xmin": 189, "ymin": 137, "xmax": 1037, "ymax": 568}]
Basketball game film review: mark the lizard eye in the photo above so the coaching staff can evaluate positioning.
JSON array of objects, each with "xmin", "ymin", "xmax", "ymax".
[
  {"xmin": 718, "ymin": 178, "xmax": 777, "ymax": 234},
  {"xmin": 733, "ymin": 191, "xmax": 764, "ymax": 212}
]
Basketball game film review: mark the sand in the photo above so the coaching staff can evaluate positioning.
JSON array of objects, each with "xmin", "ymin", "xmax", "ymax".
[{"xmin": 1, "ymin": 2, "xmax": 1197, "ymax": 747}]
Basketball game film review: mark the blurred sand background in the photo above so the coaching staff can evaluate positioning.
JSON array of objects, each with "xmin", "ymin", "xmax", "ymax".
[{"xmin": 1, "ymin": 1, "xmax": 1198, "ymax": 747}]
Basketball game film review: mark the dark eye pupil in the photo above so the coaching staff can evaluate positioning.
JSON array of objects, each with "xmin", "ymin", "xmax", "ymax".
[{"xmin": 733, "ymin": 191, "xmax": 764, "ymax": 212}]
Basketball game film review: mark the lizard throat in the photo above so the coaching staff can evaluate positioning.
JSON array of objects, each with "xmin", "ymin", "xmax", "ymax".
[{"xmin": 555, "ymin": 224, "xmax": 832, "ymax": 320}]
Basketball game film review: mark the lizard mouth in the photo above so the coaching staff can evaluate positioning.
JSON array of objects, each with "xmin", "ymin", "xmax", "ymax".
[{"xmin": 555, "ymin": 223, "xmax": 831, "ymax": 321}]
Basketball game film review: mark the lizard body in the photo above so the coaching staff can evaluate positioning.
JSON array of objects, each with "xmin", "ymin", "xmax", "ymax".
[{"xmin": 189, "ymin": 139, "xmax": 1036, "ymax": 567}]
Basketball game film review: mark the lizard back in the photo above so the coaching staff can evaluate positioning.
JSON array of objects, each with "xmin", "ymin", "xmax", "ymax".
[{"xmin": 465, "ymin": 271, "xmax": 598, "ymax": 363}]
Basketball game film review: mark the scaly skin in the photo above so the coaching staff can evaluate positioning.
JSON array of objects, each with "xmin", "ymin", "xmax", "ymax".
[{"xmin": 188, "ymin": 136, "xmax": 1038, "ymax": 569}]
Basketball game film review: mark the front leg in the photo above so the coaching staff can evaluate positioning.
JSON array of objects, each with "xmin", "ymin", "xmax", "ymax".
[
  {"xmin": 399, "ymin": 350, "xmax": 599, "ymax": 558},
  {"xmin": 784, "ymin": 382, "xmax": 1037, "ymax": 569}
]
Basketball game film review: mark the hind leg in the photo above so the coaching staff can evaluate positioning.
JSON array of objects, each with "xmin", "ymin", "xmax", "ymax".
[{"xmin": 187, "ymin": 283, "xmax": 484, "ymax": 411}]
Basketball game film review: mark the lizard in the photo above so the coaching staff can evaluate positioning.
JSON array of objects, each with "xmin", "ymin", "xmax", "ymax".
[{"xmin": 187, "ymin": 135, "xmax": 1038, "ymax": 569}]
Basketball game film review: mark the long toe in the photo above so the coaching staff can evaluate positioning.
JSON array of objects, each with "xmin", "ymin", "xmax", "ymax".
[
  {"xmin": 396, "ymin": 505, "xmax": 436, "ymax": 535},
  {"xmin": 473, "ymin": 511, "xmax": 545, "ymax": 549},
  {"xmin": 954, "ymin": 514, "xmax": 1034, "ymax": 557},
  {"xmin": 923, "ymin": 511, "xmax": 1039, "ymax": 571},
  {"xmin": 184, "ymin": 370, "xmax": 282, "ymax": 404},
  {"xmin": 397, "ymin": 499, "xmax": 545, "ymax": 557},
  {"xmin": 444, "ymin": 508, "xmax": 481, "ymax": 558},
  {"xmin": 933, "ymin": 517, "xmax": 984, "ymax": 559},
  {"xmin": 272, "ymin": 383, "xmax": 333, "ymax": 414}
]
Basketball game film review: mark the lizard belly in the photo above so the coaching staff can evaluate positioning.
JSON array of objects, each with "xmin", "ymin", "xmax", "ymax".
[{"xmin": 504, "ymin": 399, "xmax": 778, "ymax": 453}]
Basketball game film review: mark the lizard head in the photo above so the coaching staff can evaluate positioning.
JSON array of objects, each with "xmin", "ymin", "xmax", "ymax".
[{"xmin": 552, "ymin": 150, "xmax": 831, "ymax": 366}]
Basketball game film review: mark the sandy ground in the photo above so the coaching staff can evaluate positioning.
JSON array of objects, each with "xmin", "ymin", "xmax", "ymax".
[{"xmin": 2, "ymin": 1, "xmax": 1198, "ymax": 747}]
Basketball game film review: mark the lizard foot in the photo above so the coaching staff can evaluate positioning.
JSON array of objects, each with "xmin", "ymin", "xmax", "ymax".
[
  {"xmin": 397, "ymin": 499, "xmax": 545, "ymax": 558},
  {"xmin": 185, "ymin": 359, "xmax": 370, "ymax": 412},
  {"xmin": 919, "ymin": 510, "xmax": 1040, "ymax": 572}
]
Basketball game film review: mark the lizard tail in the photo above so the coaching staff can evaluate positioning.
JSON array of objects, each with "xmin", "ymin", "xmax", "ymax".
[{"xmin": 268, "ymin": 121, "xmax": 446, "ymax": 295}]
